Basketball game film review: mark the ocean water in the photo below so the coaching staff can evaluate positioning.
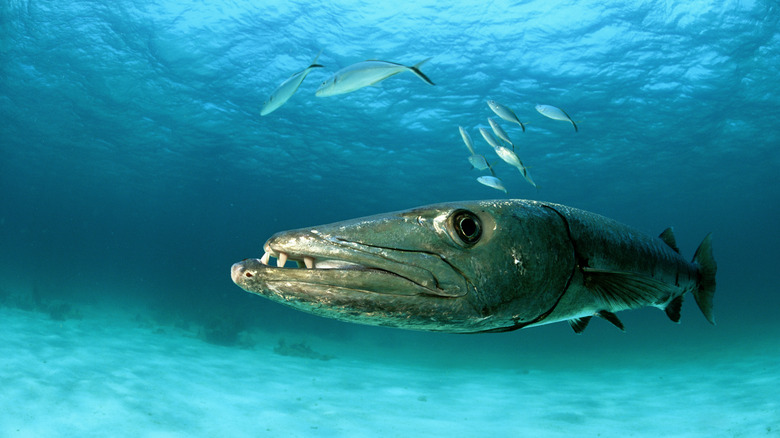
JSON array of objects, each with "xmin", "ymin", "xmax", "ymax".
[{"xmin": 1, "ymin": 0, "xmax": 778, "ymax": 436}]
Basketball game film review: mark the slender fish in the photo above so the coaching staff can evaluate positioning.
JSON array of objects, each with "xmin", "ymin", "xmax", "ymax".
[
  {"xmin": 488, "ymin": 117, "xmax": 514, "ymax": 148},
  {"xmin": 487, "ymin": 100, "xmax": 525, "ymax": 132},
  {"xmin": 476, "ymin": 176, "xmax": 507, "ymax": 193},
  {"xmin": 468, "ymin": 154, "xmax": 490, "ymax": 171},
  {"xmin": 458, "ymin": 126, "xmax": 476, "ymax": 155},
  {"xmin": 261, "ymin": 52, "xmax": 324, "ymax": 116},
  {"xmin": 535, "ymin": 104, "xmax": 578, "ymax": 132},
  {"xmin": 232, "ymin": 200, "xmax": 716, "ymax": 334},
  {"xmin": 478, "ymin": 127, "xmax": 503, "ymax": 150},
  {"xmin": 493, "ymin": 145, "xmax": 537, "ymax": 188},
  {"xmin": 315, "ymin": 58, "xmax": 435, "ymax": 97}
]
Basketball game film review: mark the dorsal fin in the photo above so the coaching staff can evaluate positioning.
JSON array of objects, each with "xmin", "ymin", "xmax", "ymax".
[
  {"xmin": 568, "ymin": 316, "xmax": 592, "ymax": 334},
  {"xmin": 659, "ymin": 227, "xmax": 680, "ymax": 253}
]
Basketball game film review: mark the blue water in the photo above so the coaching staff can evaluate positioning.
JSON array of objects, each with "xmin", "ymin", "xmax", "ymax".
[{"xmin": 1, "ymin": 0, "xmax": 779, "ymax": 436}]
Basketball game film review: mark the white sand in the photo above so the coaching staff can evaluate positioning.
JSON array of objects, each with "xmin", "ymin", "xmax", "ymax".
[{"xmin": 1, "ymin": 306, "xmax": 777, "ymax": 438}]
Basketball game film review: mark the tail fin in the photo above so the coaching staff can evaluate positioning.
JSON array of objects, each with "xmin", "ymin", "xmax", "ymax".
[
  {"xmin": 409, "ymin": 58, "xmax": 435, "ymax": 86},
  {"xmin": 692, "ymin": 233, "xmax": 717, "ymax": 324},
  {"xmin": 309, "ymin": 50, "xmax": 324, "ymax": 69}
]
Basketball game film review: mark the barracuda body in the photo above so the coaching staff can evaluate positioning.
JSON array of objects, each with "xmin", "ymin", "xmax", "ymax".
[{"xmin": 231, "ymin": 200, "xmax": 716, "ymax": 334}]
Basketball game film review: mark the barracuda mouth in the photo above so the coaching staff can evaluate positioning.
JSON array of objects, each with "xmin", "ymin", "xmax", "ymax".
[
  {"xmin": 231, "ymin": 235, "xmax": 468, "ymax": 298},
  {"xmin": 257, "ymin": 249, "xmax": 366, "ymax": 271}
]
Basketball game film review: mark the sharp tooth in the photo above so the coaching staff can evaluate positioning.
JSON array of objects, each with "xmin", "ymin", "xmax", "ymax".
[
  {"xmin": 277, "ymin": 252, "xmax": 288, "ymax": 267},
  {"xmin": 260, "ymin": 252, "xmax": 270, "ymax": 265},
  {"xmin": 303, "ymin": 256, "xmax": 314, "ymax": 269}
]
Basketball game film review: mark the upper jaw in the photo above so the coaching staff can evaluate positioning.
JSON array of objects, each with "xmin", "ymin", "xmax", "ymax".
[{"xmin": 234, "ymin": 230, "xmax": 468, "ymax": 298}]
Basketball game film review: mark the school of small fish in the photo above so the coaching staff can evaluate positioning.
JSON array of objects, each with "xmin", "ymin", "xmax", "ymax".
[
  {"xmin": 259, "ymin": 52, "xmax": 577, "ymax": 194},
  {"xmin": 463, "ymin": 100, "xmax": 577, "ymax": 194}
]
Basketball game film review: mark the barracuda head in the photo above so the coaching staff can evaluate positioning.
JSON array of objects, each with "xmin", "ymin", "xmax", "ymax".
[{"xmin": 231, "ymin": 200, "xmax": 572, "ymax": 333}]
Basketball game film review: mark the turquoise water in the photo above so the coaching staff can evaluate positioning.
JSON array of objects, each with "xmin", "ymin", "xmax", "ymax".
[{"xmin": 1, "ymin": 0, "xmax": 778, "ymax": 436}]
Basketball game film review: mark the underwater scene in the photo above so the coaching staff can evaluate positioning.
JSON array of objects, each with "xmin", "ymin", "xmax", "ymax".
[{"xmin": 1, "ymin": 0, "xmax": 778, "ymax": 436}]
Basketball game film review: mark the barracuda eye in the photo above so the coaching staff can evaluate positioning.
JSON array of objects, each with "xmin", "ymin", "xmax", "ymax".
[{"xmin": 451, "ymin": 210, "xmax": 482, "ymax": 245}]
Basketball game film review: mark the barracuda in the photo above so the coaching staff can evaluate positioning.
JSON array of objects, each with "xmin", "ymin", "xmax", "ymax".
[{"xmin": 231, "ymin": 200, "xmax": 716, "ymax": 334}]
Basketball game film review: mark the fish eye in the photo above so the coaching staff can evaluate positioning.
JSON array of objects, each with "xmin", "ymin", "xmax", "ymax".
[{"xmin": 450, "ymin": 210, "xmax": 481, "ymax": 245}]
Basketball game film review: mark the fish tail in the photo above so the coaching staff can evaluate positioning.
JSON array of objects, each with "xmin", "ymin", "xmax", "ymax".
[
  {"xmin": 309, "ymin": 50, "xmax": 325, "ymax": 69},
  {"xmin": 409, "ymin": 58, "xmax": 435, "ymax": 86},
  {"xmin": 692, "ymin": 233, "xmax": 717, "ymax": 324},
  {"xmin": 413, "ymin": 57, "xmax": 432, "ymax": 68},
  {"xmin": 558, "ymin": 107, "xmax": 578, "ymax": 132}
]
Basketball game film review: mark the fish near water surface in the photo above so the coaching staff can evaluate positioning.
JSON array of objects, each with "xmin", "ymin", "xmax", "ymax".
[
  {"xmin": 231, "ymin": 199, "xmax": 716, "ymax": 334},
  {"xmin": 260, "ymin": 53, "xmax": 324, "ymax": 116},
  {"xmin": 488, "ymin": 117, "xmax": 514, "ymax": 148},
  {"xmin": 315, "ymin": 59, "xmax": 435, "ymax": 97},
  {"xmin": 487, "ymin": 100, "xmax": 526, "ymax": 132},
  {"xmin": 479, "ymin": 128, "xmax": 536, "ymax": 188},
  {"xmin": 476, "ymin": 176, "xmax": 507, "ymax": 193},
  {"xmin": 468, "ymin": 154, "xmax": 491, "ymax": 171},
  {"xmin": 535, "ymin": 104, "xmax": 578, "ymax": 132},
  {"xmin": 478, "ymin": 127, "xmax": 503, "ymax": 149},
  {"xmin": 458, "ymin": 125, "xmax": 476, "ymax": 155}
]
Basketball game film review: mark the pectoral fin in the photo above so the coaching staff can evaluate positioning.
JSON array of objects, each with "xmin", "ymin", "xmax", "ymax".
[{"xmin": 582, "ymin": 268, "xmax": 676, "ymax": 310}]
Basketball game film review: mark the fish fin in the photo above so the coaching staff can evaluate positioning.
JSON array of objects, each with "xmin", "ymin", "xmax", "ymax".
[
  {"xmin": 412, "ymin": 57, "xmax": 432, "ymax": 69},
  {"xmin": 692, "ymin": 233, "xmax": 717, "ymax": 324},
  {"xmin": 569, "ymin": 312, "xmax": 623, "ymax": 333},
  {"xmin": 568, "ymin": 316, "xmax": 592, "ymax": 334},
  {"xmin": 520, "ymin": 121, "xmax": 526, "ymax": 133},
  {"xmin": 408, "ymin": 58, "xmax": 435, "ymax": 86},
  {"xmin": 557, "ymin": 108, "xmax": 578, "ymax": 132},
  {"xmin": 582, "ymin": 268, "xmax": 676, "ymax": 310},
  {"xmin": 596, "ymin": 310, "xmax": 625, "ymax": 331},
  {"xmin": 664, "ymin": 295, "xmax": 683, "ymax": 323},
  {"xmin": 308, "ymin": 64, "xmax": 324, "ymax": 69},
  {"xmin": 658, "ymin": 227, "xmax": 680, "ymax": 253}
]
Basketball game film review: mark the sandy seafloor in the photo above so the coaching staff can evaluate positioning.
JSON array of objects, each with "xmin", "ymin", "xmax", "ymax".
[{"xmin": 2, "ymin": 303, "xmax": 777, "ymax": 438}]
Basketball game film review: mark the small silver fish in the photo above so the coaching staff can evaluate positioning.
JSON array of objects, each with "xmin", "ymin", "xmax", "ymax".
[
  {"xmin": 261, "ymin": 52, "xmax": 324, "ymax": 116},
  {"xmin": 493, "ymin": 145, "xmax": 537, "ymax": 188},
  {"xmin": 535, "ymin": 104, "xmax": 578, "ymax": 132},
  {"xmin": 519, "ymin": 166, "xmax": 537, "ymax": 188},
  {"xmin": 468, "ymin": 154, "xmax": 490, "ymax": 171},
  {"xmin": 315, "ymin": 59, "xmax": 435, "ymax": 97},
  {"xmin": 459, "ymin": 126, "xmax": 476, "ymax": 155},
  {"xmin": 477, "ymin": 176, "xmax": 507, "ymax": 193},
  {"xmin": 488, "ymin": 117, "xmax": 514, "ymax": 148},
  {"xmin": 487, "ymin": 100, "xmax": 525, "ymax": 132},
  {"xmin": 478, "ymin": 127, "xmax": 503, "ymax": 150}
]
